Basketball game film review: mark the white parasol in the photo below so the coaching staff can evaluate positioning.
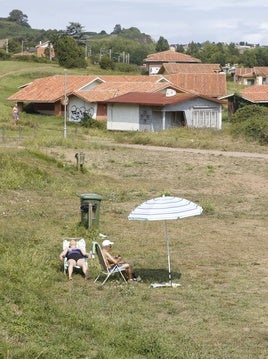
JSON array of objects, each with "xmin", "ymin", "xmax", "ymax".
[{"xmin": 128, "ymin": 195, "xmax": 203, "ymax": 288}]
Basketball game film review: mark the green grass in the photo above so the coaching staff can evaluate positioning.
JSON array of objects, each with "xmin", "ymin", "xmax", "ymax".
[
  {"xmin": 0, "ymin": 61, "xmax": 268, "ymax": 359},
  {"xmin": 1, "ymin": 126, "xmax": 268, "ymax": 358}
]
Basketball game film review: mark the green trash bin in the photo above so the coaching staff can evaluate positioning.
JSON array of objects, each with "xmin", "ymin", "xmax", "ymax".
[{"xmin": 78, "ymin": 193, "xmax": 102, "ymax": 229}]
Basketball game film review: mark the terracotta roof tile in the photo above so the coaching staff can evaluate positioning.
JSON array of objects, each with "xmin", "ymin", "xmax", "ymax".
[
  {"xmin": 164, "ymin": 73, "xmax": 227, "ymax": 97},
  {"xmin": 240, "ymin": 85, "xmax": 268, "ymax": 102},
  {"xmin": 105, "ymin": 92, "xmax": 223, "ymax": 106},
  {"xmin": 144, "ymin": 50, "xmax": 201, "ymax": 63},
  {"xmin": 74, "ymin": 81, "xmax": 186, "ymax": 102},
  {"xmin": 235, "ymin": 66, "xmax": 268, "ymax": 78},
  {"xmin": 158, "ymin": 63, "xmax": 222, "ymax": 74},
  {"xmin": 253, "ymin": 67, "xmax": 268, "ymax": 76},
  {"xmin": 8, "ymin": 75, "xmax": 98, "ymax": 102},
  {"xmin": 8, "ymin": 73, "xmax": 226, "ymax": 103}
]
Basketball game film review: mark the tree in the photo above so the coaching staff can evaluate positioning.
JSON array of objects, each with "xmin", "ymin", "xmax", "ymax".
[
  {"xmin": 186, "ymin": 41, "xmax": 201, "ymax": 58},
  {"xmin": 99, "ymin": 56, "xmax": 115, "ymax": 70},
  {"xmin": 65, "ymin": 22, "xmax": 84, "ymax": 40},
  {"xmin": 155, "ymin": 36, "xmax": 169, "ymax": 52},
  {"xmin": 112, "ymin": 24, "xmax": 122, "ymax": 34},
  {"xmin": 54, "ymin": 35, "xmax": 87, "ymax": 68},
  {"xmin": 8, "ymin": 9, "xmax": 30, "ymax": 28},
  {"xmin": 176, "ymin": 44, "xmax": 185, "ymax": 53}
]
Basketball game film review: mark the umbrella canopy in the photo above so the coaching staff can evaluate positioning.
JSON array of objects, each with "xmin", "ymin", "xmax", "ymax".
[
  {"xmin": 128, "ymin": 195, "xmax": 203, "ymax": 287},
  {"xmin": 128, "ymin": 196, "xmax": 202, "ymax": 221}
]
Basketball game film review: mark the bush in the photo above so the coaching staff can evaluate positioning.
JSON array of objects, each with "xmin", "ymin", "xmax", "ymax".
[
  {"xmin": 99, "ymin": 56, "xmax": 115, "ymax": 70},
  {"xmin": 231, "ymin": 105, "xmax": 268, "ymax": 144},
  {"xmin": 80, "ymin": 113, "xmax": 106, "ymax": 129},
  {"xmin": 0, "ymin": 49, "xmax": 11, "ymax": 60},
  {"xmin": 231, "ymin": 104, "xmax": 268, "ymax": 123},
  {"xmin": 114, "ymin": 63, "xmax": 141, "ymax": 73}
]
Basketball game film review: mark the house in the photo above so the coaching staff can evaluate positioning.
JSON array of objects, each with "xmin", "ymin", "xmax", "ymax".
[
  {"xmin": 234, "ymin": 67, "xmax": 268, "ymax": 85},
  {"xmin": 221, "ymin": 85, "xmax": 268, "ymax": 119},
  {"xmin": 164, "ymin": 73, "xmax": 227, "ymax": 98},
  {"xmin": 8, "ymin": 72, "xmax": 226, "ymax": 129},
  {"xmin": 69, "ymin": 77, "xmax": 185, "ymax": 122},
  {"xmin": 36, "ymin": 41, "xmax": 55, "ymax": 60},
  {"xmin": 8, "ymin": 74, "xmax": 179, "ymax": 119},
  {"xmin": 105, "ymin": 91, "xmax": 223, "ymax": 131},
  {"xmin": 8, "ymin": 75, "xmax": 99, "ymax": 116},
  {"xmin": 157, "ymin": 63, "xmax": 222, "ymax": 75},
  {"xmin": 143, "ymin": 50, "xmax": 201, "ymax": 75}
]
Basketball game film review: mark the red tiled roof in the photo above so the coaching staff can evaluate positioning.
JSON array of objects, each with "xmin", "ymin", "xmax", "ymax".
[
  {"xmin": 8, "ymin": 72, "xmax": 226, "ymax": 103},
  {"xmin": 144, "ymin": 50, "xmax": 201, "ymax": 63},
  {"xmin": 99, "ymin": 75, "xmax": 163, "ymax": 83},
  {"xmin": 74, "ymin": 81, "xmax": 186, "ymax": 102},
  {"xmin": 253, "ymin": 67, "xmax": 268, "ymax": 76},
  {"xmin": 235, "ymin": 66, "xmax": 268, "ymax": 78},
  {"xmin": 105, "ymin": 92, "xmax": 223, "ymax": 106},
  {"xmin": 240, "ymin": 85, "xmax": 268, "ymax": 102},
  {"xmin": 235, "ymin": 67, "xmax": 252, "ymax": 77},
  {"xmin": 8, "ymin": 75, "xmax": 98, "ymax": 102},
  {"xmin": 158, "ymin": 63, "xmax": 222, "ymax": 74},
  {"xmin": 164, "ymin": 73, "xmax": 226, "ymax": 97}
]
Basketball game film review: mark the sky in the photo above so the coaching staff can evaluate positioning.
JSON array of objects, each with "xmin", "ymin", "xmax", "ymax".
[{"xmin": 2, "ymin": 0, "xmax": 268, "ymax": 45}]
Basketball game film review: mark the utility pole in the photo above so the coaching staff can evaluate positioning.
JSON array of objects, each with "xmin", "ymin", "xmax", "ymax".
[{"xmin": 63, "ymin": 69, "xmax": 67, "ymax": 138}]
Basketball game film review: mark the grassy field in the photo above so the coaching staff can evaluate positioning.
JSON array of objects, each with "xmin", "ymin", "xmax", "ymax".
[{"xmin": 0, "ymin": 61, "xmax": 268, "ymax": 359}]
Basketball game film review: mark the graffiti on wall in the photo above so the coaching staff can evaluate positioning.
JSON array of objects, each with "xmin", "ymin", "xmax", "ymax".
[{"xmin": 70, "ymin": 105, "xmax": 94, "ymax": 122}]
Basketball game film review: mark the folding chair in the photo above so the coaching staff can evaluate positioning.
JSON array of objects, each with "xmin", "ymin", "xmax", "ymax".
[
  {"xmin": 62, "ymin": 238, "xmax": 88, "ymax": 275},
  {"xmin": 92, "ymin": 241, "xmax": 127, "ymax": 285}
]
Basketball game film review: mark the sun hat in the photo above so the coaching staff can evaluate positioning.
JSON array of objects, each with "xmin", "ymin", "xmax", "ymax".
[{"xmin": 102, "ymin": 239, "xmax": 114, "ymax": 247}]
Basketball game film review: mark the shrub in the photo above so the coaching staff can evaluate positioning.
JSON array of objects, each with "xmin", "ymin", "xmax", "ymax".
[
  {"xmin": 99, "ymin": 56, "xmax": 115, "ymax": 70},
  {"xmin": 231, "ymin": 105, "xmax": 268, "ymax": 144},
  {"xmin": 231, "ymin": 104, "xmax": 268, "ymax": 123},
  {"xmin": 80, "ymin": 113, "xmax": 106, "ymax": 129}
]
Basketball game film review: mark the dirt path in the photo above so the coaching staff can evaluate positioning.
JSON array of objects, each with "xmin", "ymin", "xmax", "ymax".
[{"xmin": 95, "ymin": 141, "xmax": 268, "ymax": 160}]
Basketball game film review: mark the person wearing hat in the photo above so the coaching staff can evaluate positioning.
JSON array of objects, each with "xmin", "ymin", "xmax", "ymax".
[{"xmin": 101, "ymin": 239, "xmax": 134, "ymax": 282}]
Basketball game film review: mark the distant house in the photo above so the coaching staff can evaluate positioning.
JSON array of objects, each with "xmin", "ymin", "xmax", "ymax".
[
  {"xmin": 36, "ymin": 41, "xmax": 55, "ymax": 60},
  {"xmin": 220, "ymin": 85, "xmax": 268, "ymax": 119},
  {"xmin": 0, "ymin": 38, "xmax": 8, "ymax": 50},
  {"xmin": 157, "ymin": 63, "xmax": 222, "ymax": 75},
  {"xmin": 234, "ymin": 67, "xmax": 268, "ymax": 85},
  {"xmin": 105, "ymin": 91, "xmax": 223, "ymax": 131},
  {"xmin": 143, "ymin": 50, "xmax": 201, "ymax": 75}
]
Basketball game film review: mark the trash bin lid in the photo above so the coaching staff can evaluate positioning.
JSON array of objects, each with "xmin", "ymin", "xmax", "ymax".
[{"xmin": 78, "ymin": 193, "xmax": 102, "ymax": 200}]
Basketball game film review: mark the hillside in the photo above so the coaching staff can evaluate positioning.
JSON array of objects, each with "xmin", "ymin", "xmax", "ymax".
[{"xmin": 0, "ymin": 124, "xmax": 267, "ymax": 358}]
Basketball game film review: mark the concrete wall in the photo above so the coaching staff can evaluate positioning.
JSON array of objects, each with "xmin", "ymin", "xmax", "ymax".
[
  {"xmin": 68, "ymin": 97, "xmax": 96, "ymax": 122},
  {"xmin": 107, "ymin": 98, "xmax": 222, "ymax": 131},
  {"xmin": 107, "ymin": 104, "xmax": 139, "ymax": 131}
]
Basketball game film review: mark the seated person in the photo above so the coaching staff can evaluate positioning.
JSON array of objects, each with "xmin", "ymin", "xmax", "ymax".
[
  {"xmin": 101, "ymin": 239, "xmax": 135, "ymax": 282},
  {"xmin": 59, "ymin": 239, "xmax": 91, "ymax": 280}
]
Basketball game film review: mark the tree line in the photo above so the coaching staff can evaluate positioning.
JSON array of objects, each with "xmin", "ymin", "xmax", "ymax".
[{"xmin": 1, "ymin": 9, "xmax": 268, "ymax": 69}]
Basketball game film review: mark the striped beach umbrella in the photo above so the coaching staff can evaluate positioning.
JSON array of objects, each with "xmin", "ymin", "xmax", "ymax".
[{"xmin": 128, "ymin": 196, "xmax": 203, "ymax": 287}]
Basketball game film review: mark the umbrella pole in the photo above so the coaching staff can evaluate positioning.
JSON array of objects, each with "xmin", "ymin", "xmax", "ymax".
[{"xmin": 165, "ymin": 221, "xmax": 172, "ymax": 285}]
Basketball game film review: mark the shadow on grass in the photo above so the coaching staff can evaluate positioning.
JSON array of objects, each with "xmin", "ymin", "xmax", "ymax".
[{"xmin": 135, "ymin": 267, "xmax": 182, "ymax": 283}]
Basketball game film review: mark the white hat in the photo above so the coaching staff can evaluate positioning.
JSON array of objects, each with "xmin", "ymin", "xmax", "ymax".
[{"xmin": 102, "ymin": 239, "xmax": 114, "ymax": 247}]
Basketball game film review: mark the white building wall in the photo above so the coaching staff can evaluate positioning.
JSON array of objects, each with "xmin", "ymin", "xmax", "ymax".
[
  {"xmin": 68, "ymin": 97, "xmax": 96, "ymax": 122},
  {"xmin": 166, "ymin": 98, "xmax": 222, "ymax": 129},
  {"xmin": 107, "ymin": 104, "xmax": 140, "ymax": 131}
]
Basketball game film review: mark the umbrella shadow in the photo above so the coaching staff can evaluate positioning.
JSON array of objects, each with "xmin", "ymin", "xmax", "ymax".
[{"xmin": 135, "ymin": 267, "xmax": 182, "ymax": 283}]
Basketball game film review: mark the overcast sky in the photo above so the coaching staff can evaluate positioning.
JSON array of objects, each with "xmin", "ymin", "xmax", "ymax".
[{"xmin": 2, "ymin": 0, "xmax": 268, "ymax": 45}]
